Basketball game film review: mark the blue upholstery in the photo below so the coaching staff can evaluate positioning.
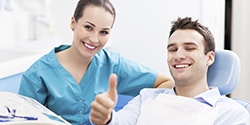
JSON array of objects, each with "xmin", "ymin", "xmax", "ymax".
[
  {"xmin": 207, "ymin": 49, "xmax": 250, "ymax": 113},
  {"xmin": 207, "ymin": 49, "xmax": 241, "ymax": 95},
  {"xmin": 115, "ymin": 94, "xmax": 134, "ymax": 111},
  {"xmin": 0, "ymin": 73, "xmax": 22, "ymax": 93}
]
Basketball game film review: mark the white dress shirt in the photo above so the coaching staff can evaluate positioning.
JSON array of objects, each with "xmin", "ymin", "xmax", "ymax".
[{"xmin": 108, "ymin": 87, "xmax": 250, "ymax": 125}]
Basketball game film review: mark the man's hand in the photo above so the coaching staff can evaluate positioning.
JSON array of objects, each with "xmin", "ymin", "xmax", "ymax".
[{"xmin": 90, "ymin": 74, "xmax": 118, "ymax": 124}]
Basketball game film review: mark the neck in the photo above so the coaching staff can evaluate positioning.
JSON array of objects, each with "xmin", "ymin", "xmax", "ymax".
[
  {"xmin": 56, "ymin": 46, "xmax": 92, "ymax": 69},
  {"xmin": 174, "ymin": 81, "xmax": 209, "ymax": 98},
  {"xmin": 67, "ymin": 46, "xmax": 92, "ymax": 66}
]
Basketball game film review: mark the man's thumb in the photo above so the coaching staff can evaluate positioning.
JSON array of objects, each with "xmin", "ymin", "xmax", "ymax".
[{"xmin": 108, "ymin": 74, "xmax": 118, "ymax": 103}]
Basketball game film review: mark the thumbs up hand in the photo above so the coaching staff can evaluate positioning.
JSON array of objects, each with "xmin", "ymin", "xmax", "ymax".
[{"xmin": 90, "ymin": 74, "xmax": 118, "ymax": 124}]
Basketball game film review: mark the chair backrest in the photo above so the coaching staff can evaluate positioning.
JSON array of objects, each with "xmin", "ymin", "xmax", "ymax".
[
  {"xmin": 207, "ymin": 49, "xmax": 241, "ymax": 95},
  {"xmin": 208, "ymin": 49, "xmax": 249, "ymax": 113},
  {"xmin": 0, "ymin": 73, "xmax": 22, "ymax": 93}
]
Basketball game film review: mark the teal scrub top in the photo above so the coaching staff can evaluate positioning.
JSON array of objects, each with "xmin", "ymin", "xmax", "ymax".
[{"xmin": 18, "ymin": 45, "xmax": 157, "ymax": 125}]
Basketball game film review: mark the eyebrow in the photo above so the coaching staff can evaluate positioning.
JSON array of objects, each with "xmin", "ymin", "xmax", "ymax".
[
  {"xmin": 86, "ymin": 21, "xmax": 95, "ymax": 27},
  {"xmin": 167, "ymin": 42, "xmax": 198, "ymax": 49},
  {"xmin": 86, "ymin": 21, "xmax": 111, "ymax": 31},
  {"xmin": 184, "ymin": 42, "xmax": 198, "ymax": 47},
  {"xmin": 167, "ymin": 43, "xmax": 175, "ymax": 49}
]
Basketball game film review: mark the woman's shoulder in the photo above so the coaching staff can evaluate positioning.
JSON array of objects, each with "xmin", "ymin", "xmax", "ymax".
[
  {"xmin": 24, "ymin": 47, "xmax": 57, "ymax": 75},
  {"xmin": 97, "ymin": 49, "xmax": 121, "ymax": 57},
  {"xmin": 95, "ymin": 49, "xmax": 121, "ymax": 63}
]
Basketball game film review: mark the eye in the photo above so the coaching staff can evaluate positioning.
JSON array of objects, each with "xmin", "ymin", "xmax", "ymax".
[
  {"xmin": 100, "ymin": 31, "xmax": 109, "ymax": 35},
  {"xmin": 168, "ymin": 47, "xmax": 177, "ymax": 52},
  {"xmin": 186, "ymin": 47, "xmax": 196, "ymax": 51},
  {"xmin": 84, "ymin": 25, "xmax": 93, "ymax": 31}
]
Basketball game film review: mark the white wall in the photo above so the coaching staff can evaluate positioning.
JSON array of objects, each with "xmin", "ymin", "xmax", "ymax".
[
  {"xmin": 0, "ymin": 0, "xmax": 225, "ymax": 81},
  {"xmin": 49, "ymin": 0, "xmax": 78, "ymax": 45},
  {"xmin": 0, "ymin": 0, "xmax": 76, "ymax": 49},
  {"xmin": 108, "ymin": 0, "xmax": 225, "ymax": 74},
  {"xmin": 231, "ymin": 0, "xmax": 250, "ymax": 102}
]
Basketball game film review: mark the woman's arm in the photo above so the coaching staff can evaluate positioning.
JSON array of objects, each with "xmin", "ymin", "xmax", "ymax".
[{"xmin": 153, "ymin": 72, "xmax": 174, "ymax": 88}]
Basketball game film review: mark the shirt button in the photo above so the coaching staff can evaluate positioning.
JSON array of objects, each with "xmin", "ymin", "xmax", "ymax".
[
  {"xmin": 79, "ymin": 111, "xmax": 82, "ymax": 114},
  {"xmin": 79, "ymin": 100, "xmax": 82, "ymax": 103}
]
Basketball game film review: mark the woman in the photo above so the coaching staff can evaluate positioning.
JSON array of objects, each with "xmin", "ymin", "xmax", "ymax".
[{"xmin": 18, "ymin": 0, "xmax": 174, "ymax": 124}]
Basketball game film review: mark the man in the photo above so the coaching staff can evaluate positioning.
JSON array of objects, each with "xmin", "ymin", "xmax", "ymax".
[{"xmin": 90, "ymin": 17, "xmax": 250, "ymax": 124}]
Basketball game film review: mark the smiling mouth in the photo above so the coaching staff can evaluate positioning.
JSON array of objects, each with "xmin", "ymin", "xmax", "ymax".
[
  {"xmin": 174, "ymin": 64, "xmax": 191, "ymax": 69},
  {"xmin": 82, "ymin": 41, "xmax": 97, "ymax": 50}
]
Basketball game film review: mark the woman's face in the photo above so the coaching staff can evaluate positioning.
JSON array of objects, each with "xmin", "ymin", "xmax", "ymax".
[{"xmin": 70, "ymin": 5, "xmax": 114, "ymax": 58}]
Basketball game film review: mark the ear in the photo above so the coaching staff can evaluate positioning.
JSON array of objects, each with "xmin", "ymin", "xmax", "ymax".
[
  {"xmin": 70, "ymin": 16, "xmax": 76, "ymax": 31},
  {"xmin": 206, "ymin": 51, "xmax": 215, "ymax": 66}
]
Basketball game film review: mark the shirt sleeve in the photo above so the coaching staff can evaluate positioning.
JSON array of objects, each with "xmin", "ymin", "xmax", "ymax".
[
  {"xmin": 96, "ymin": 49, "xmax": 158, "ymax": 96},
  {"xmin": 18, "ymin": 72, "xmax": 47, "ymax": 105},
  {"xmin": 108, "ymin": 95, "xmax": 141, "ymax": 125},
  {"xmin": 215, "ymin": 105, "xmax": 250, "ymax": 124},
  {"xmin": 115, "ymin": 56, "xmax": 158, "ymax": 96},
  {"xmin": 107, "ymin": 88, "xmax": 158, "ymax": 124}
]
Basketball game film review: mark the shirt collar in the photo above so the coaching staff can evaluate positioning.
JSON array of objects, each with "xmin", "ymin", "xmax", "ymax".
[
  {"xmin": 163, "ymin": 87, "xmax": 176, "ymax": 95},
  {"xmin": 194, "ymin": 87, "xmax": 221, "ymax": 107},
  {"xmin": 165, "ymin": 87, "xmax": 221, "ymax": 107}
]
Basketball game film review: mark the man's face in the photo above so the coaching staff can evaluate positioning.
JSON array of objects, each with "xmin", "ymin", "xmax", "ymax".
[{"xmin": 167, "ymin": 29, "xmax": 213, "ymax": 84}]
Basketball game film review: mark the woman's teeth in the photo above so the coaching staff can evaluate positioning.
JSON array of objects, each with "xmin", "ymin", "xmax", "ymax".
[{"xmin": 84, "ymin": 42, "xmax": 96, "ymax": 49}]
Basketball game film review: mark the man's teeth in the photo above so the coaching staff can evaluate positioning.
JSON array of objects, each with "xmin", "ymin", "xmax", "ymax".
[
  {"xmin": 175, "ymin": 64, "xmax": 189, "ymax": 68},
  {"xmin": 84, "ymin": 43, "xmax": 95, "ymax": 49}
]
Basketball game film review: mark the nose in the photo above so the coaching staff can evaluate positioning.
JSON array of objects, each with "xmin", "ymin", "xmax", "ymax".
[
  {"xmin": 175, "ymin": 49, "xmax": 186, "ymax": 61},
  {"xmin": 89, "ymin": 32, "xmax": 99, "ymax": 43}
]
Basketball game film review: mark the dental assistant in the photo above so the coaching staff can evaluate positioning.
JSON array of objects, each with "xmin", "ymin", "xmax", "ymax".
[{"xmin": 18, "ymin": 0, "xmax": 174, "ymax": 125}]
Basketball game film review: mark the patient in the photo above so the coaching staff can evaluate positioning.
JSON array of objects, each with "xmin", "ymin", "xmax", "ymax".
[{"xmin": 90, "ymin": 17, "xmax": 250, "ymax": 124}]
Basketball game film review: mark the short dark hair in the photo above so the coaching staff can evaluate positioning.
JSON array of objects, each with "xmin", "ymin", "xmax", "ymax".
[
  {"xmin": 169, "ymin": 17, "xmax": 215, "ymax": 54},
  {"xmin": 73, "ymin": 0, "xmax": 116, "ymax": 27}
]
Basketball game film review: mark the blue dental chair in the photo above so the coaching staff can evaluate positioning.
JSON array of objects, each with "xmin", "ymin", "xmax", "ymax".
[
  {"xmin": 115, "ymin": 49, "xmax": 250, "ymax": 113},
  {"xmin": 207, "ymin": 49, "xmax": 250, "ymax": 112},
  {"xmin": 0, "ymin": 73, "xmax": 22, "ymax": 93},
  {"xmin": 207, "ymin": 49, "xmax": 240, "ymax": 95}
]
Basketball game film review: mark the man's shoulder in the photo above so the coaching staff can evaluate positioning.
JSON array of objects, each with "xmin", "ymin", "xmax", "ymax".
[
  {"xmin": 215, "ymin": 96, "xmax": 250, "ymax": 123},
  {"xmin": 218, "ymin": 96, "xmax": 245, "ymax": 107},
  {"xmin": 217, "ymin": 96, "xmax": 249, "ymax": 115}
]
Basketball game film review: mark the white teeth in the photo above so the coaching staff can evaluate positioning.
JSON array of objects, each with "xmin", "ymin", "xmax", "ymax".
[
  {"xmin": 175, "ymin": 64, "xmax": 189, "ymax": 68},
  {"xmin": 84, "ymin": 43, "xmax": 96, "ymax": 49}
]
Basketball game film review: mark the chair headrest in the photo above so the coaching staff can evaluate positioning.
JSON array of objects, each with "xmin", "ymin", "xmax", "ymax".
[{"xmin": 207, "ymin": 49, "xmax": 241, "ymax": 95}]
